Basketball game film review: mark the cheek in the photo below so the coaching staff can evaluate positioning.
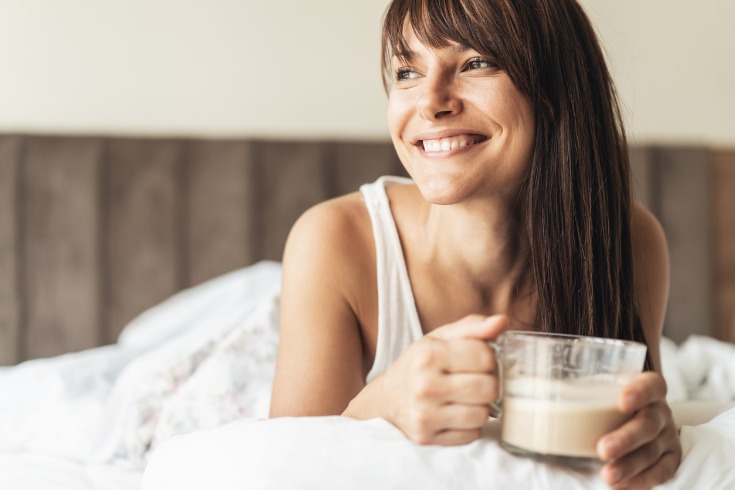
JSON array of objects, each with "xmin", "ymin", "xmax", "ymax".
[
  {"xmin": 515, "ymin": 103, "xmax": 536, "ymax": 165},
  {"xmin": 386, "ymin": 90, "xmax": 415, "ymax": 138},
  {"xmin": 387, "ymin": 95, "xmax": 415, "ymax": 166},
  {"xmin": 386, "ymin": 99, "xmax": 402, "ymax": 140},
  {"xmin": 487, "ymin": 88, "xmax": 536, "ymax": 163}
]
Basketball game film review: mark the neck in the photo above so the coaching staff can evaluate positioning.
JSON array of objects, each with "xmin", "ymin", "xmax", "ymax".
[{"xmin": 420, "ymin": 195, "xmax": 533, "ymax": 301}]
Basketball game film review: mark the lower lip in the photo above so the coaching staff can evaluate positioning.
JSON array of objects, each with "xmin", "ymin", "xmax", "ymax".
[{"xmin": 415, "ymin": 139, "xmax": 489, "ymax": 158}]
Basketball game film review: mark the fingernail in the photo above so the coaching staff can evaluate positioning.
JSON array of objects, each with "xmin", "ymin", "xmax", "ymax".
[{"xmin": 484, "ymin": 315, "xmax": 501, "ymax": 325}]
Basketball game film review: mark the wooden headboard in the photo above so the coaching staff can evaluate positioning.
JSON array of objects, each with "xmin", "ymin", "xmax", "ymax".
[{"xmin": 0, "ymin": 135, "xmax": 733, "ymax": 365}]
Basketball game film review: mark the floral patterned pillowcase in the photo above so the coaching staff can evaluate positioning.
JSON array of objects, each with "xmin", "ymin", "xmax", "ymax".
[
  {"xmin": 113, "ymin": 294, "xmax": 281, "ymax": 466},
  {"xmin": 149, "ymin": 296, "xmax": 281, "ymax": 454}
]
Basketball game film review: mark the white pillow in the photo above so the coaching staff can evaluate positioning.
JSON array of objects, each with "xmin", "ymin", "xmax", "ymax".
[{"xmin": 117, "ymin": 261, "xmax": 282, "ymax": 349}]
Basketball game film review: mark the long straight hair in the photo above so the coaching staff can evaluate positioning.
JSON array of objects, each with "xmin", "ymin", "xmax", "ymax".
[{"xmin": 381, "ymin": 0, "xmax": 650, "ymax": 367}]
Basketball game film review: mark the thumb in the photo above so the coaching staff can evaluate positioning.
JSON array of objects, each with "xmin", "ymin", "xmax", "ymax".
[{"xmin": 429, "ymin": 314, "xmax": 509, "ymax": 341}]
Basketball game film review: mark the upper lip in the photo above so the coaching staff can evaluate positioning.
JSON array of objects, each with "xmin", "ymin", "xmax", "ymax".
[{"xmin": 410, "ymin": 129, "xmax": 489, "ymax": 146}]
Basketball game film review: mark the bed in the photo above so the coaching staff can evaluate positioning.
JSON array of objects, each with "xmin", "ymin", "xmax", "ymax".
[{"xmin": 1, "ymin": 134, "xmax": 734, "ymax": 489}]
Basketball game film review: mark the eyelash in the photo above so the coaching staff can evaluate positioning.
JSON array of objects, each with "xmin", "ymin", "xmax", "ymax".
[
  {"xmin": 394, "ymin": 57, "xmax": 497, "ymax": 81},
  {"xmin": 395, "ymin": 67, "xmax": 417, "ymax": 81},
  {"xmin": 464, "ymin": 57, "xmax": 497, "ymax": 71}
]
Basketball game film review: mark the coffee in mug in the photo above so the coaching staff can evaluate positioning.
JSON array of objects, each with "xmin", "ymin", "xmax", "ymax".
[{"xmin": 488, "ymin": 332, "xmax": 647, "ymax": 466}]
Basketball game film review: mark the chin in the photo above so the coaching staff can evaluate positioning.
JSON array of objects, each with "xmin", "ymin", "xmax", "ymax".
[{"xmin": 412, "ymin": 173, "xmax": 479, "ymax": 206}]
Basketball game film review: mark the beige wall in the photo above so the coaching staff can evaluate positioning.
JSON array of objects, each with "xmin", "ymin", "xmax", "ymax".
[
  {"xmin": 581, "ymin": 0, "xmax": 735, "ymax": 146},
  {"xmin": 1, "ymin": 0, "xmax": 733, "ymax": 144},
  {"xmin": 0, "ymin": 0, "xmax": 392, "ymax": 139}
]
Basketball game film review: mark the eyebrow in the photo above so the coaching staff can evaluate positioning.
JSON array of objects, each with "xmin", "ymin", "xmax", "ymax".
[{"xmin": 395, "ymin": 42, "xmax": 472, "ymax": 62}]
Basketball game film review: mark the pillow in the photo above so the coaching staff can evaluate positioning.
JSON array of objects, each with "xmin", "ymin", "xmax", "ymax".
[
  {"xmin": 149, "ymin": 295, "xmax": 280, "ymax": 455},
  {"xmin": 117, "ymin": 261, "xmax": 282, "ymax": 350},
  {"xmin": 95, "ymin": 262, "xmax": 282, "ymax": 465}
]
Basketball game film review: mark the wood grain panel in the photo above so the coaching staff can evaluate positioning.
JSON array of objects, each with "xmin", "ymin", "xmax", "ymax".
[
  {"xmin": 106, "ymin": 139, "xmax": 183, "ymax": 341},
  {"xmin": 185, "ymin": 140, "xmax": 256, "ymax": 286},
  {"xmin": 0, "ymin": 136, "xmax": 21, "ymax": 365},
  {"xmin": 22, "ymin": 136, "xmax": 103, "ymax": 359},
  {"xmin": 654, "ymin": 147, "xmax": 713, "ymax": 343},
  {"xmin": 330, "ymin": 141, "xmax": 405, "ymax": 195},
  {"xmin": 3, "ymin": 135, "xmax": 728, "ymax": 363},
  {"xmin": 256, "ymin": 141, "xmax": 329, "ymax": 261},
  {"xmin": 712, "ymin": 149, "xmax": 735, "ymax": 342}
]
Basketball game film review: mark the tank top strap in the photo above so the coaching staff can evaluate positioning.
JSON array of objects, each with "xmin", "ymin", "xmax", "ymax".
[{"xmin": 359, "ymin": 176, "xmax": 424, "ymax": 383}]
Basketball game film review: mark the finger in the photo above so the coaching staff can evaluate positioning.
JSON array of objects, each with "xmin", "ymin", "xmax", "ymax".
[
  {"xmin": 441, "ymin": 339, "xmax": 498, "ymax": 373},
  {"xmin": 430, "ymin": 428, "xmax": 482, "ymax": 446},
  {"xmin": 406, "ymin": 338, "xmax": 494, "ymax": 378},
  {"xmin": 600, "ymin": 434, "xmax": 666, "ymax": 486},
  {"xmin": 435, "ymin": 373, "xmax": 498, "ymax": 404},
  {"xmin": 430, "ymin": 314, "xmax": 509, "ymax": 342},
  {"xmin": 601, "ymin": 421, "xmax": 680, "ymax": 487},
  {"xmin": 597, "ymin": 403, "xmax": 667, "ymax": 461},
  {"xmin": 434, "ymin": 403, "xmax": 491, "ymax": 431},
  {"xmin": 606, "ymin": 451, "xmax": 680, "ymax": 490},
  {"xmin": 619, "ymin": 372, "xmax": 668, "ymax": 413}
]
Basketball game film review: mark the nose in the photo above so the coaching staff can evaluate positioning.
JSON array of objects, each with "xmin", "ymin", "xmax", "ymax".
[{"xmin": 417, "ymin": 75, "xmax": 462, "ymax": 121}]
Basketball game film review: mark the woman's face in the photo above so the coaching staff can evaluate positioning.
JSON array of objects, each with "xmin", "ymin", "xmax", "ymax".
[{"xmin": 387, "ymin": 26, "xmax": 535, "ymax": 205}]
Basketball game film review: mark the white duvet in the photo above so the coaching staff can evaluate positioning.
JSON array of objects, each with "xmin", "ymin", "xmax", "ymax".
[
  {"xmin": 1, "ymin": 261, "xmax": 734, "ymax": 489},
  {"xmin": 143, "ymin": 409, "xmax": 735, "ymax": 490}
]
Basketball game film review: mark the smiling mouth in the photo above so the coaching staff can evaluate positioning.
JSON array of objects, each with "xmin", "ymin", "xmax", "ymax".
[{"xmin": 417, "ymin": 134, "xmax": 488, "ymax": 153}]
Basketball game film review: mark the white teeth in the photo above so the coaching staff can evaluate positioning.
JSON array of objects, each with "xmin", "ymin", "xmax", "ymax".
[
  {"xmin": 421, "ymin": 135, "xmax": 482, "ymax": 153},
  {"xmin": 422, "ymin": 140, "xmax": 441, "ymax": 151}
]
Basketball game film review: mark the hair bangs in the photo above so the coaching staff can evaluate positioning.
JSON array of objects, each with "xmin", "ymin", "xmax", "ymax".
[{"xmin": 381, "ymin": 0, "xmax": 501, "ymax": 91}]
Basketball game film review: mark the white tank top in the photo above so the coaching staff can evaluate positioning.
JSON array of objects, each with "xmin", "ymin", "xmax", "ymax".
[{"xmin": 360, "ymin": 176, "xmax": 424, "ymax": 383}]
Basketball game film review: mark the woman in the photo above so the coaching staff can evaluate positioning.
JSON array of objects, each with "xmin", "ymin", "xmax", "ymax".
[{"xmin": 270, "ymin": 0, "xmax": 681, "ymax": 488}]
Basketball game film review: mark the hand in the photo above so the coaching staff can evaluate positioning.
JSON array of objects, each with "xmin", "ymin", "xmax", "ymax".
[
  {"xmin": 597, "ymin": 372, "xmax": 682, "ymax": 489},
  {"xmin": 377, "ymin": 314, "xmax": 509, "ymax": 446}
]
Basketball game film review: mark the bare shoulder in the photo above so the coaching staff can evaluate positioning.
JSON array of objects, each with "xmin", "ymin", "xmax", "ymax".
[
  {"xmin": 630, "ymin": 203, "xmax": 670, "ymax": 370},
  {"xmin": 631, "ymin": 204, "xmax": 667, "ymax": 256},
  {"xmin": 283, "ymin": 192, "xmax": 374, "ymax": 288},
  {"xmin": 271, "ymin": 192, "xmax": 376, "ymax": 416},
  {"xmin": 631, "ymin": 203, "xmax": 669, "ymax": 291},
  {"xmin": 280, "ymin": 190, "xmax": 378, "ymax": 325}
]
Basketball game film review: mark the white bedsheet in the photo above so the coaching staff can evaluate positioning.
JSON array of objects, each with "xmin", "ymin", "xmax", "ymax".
[
  {"xmin": 0, "ymin": 452, "xmax": 142, "ymax": 490},
  {"xmin": 1, "ymin": 260, "xmax": 735, "ymax": 489},
  {"xmin": 143, "ymin": 407, "xmax": 735, "ymax": 490},
  {"xmin": 0, "ymin": 261, "xmax": 282, "ymax": 489}
]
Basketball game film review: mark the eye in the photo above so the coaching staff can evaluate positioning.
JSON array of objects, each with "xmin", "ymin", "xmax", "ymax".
[
  {"xmin": 395, "ymin": 67, "xmax": 420, "ymax": 81},
  {"xmin": 464, "ymin": 57, "xmax": 497, "ymax": 71}
]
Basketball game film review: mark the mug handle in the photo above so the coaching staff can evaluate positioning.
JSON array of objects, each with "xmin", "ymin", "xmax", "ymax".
[{"xmin": 487, "ymin": 341, "xmax": 503, "ymax": 418}]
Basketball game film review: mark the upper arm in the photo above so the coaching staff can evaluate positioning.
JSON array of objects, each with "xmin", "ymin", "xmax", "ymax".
[
  {"xmin": 631, "ymin": 203, "xmax": 670, "ymax": 372},
  {"xmin": 269, "ymin": 195, "xmax": 372, "ymax": 417}
]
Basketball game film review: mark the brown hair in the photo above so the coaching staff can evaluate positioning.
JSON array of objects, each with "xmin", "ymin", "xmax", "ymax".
[{"xmin": 382, "ymin": 0, "xmax": 650, "ymax": 366}]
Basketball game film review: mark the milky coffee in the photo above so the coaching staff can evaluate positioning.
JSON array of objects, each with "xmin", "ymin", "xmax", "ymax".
[{"xmin": 499, "ymin": 377, "xmax": 630, "ymax": 458}]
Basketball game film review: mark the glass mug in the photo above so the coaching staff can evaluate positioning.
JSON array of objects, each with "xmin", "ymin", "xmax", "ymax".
[{"xmin": 488, "ymin": 331, "xmax": 648, "ymax": 467}]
